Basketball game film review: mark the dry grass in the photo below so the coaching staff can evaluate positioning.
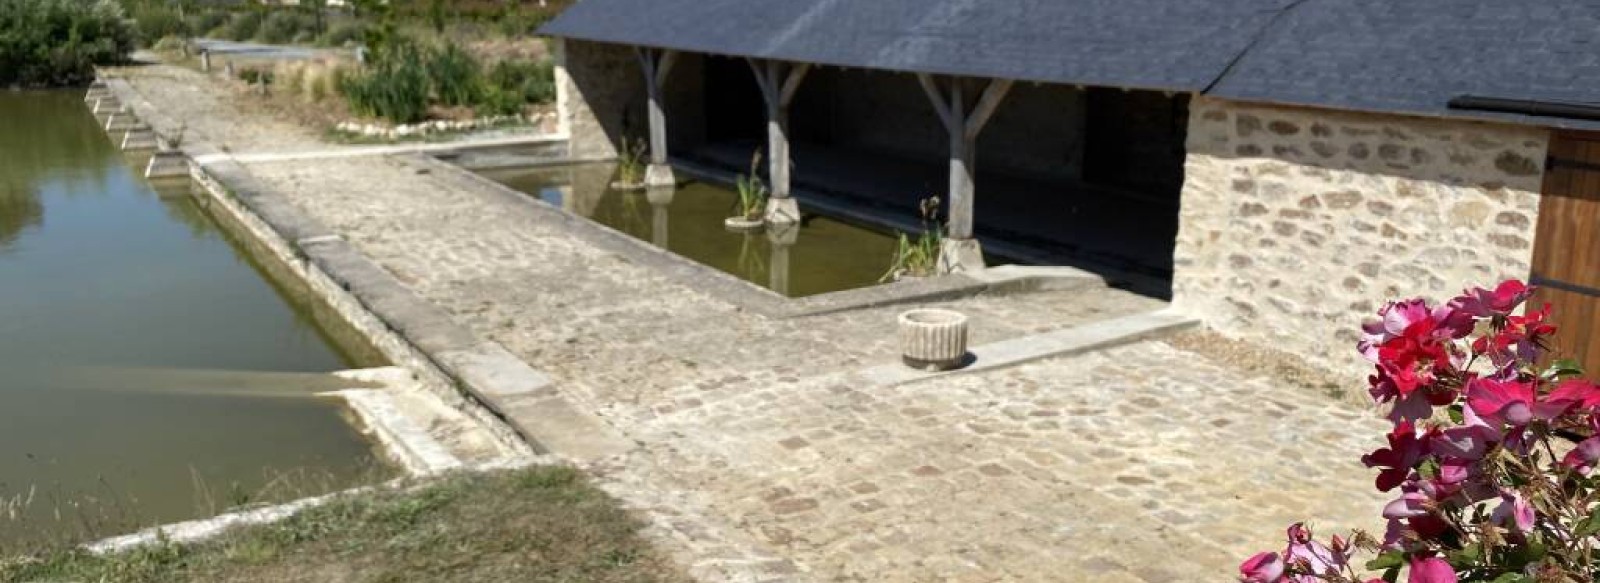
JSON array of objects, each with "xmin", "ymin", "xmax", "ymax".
[{"xmin": 2, "ymin": 466, "xmax": 688, "ymax": 583}]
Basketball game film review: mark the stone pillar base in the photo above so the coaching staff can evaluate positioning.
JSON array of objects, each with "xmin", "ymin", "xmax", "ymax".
[
  {"xmin": 938, "ymin": 238, "xmax": 986, "ymax": 274},
  {"xmin": 644, "ymin": 163, "xmax": 676, "ymax": 188},
  {"xmin": 765, "ymin": 196, "xmax": 800, "ymax": 224}
]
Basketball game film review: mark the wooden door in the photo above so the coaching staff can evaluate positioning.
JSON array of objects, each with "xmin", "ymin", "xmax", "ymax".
[{"xmin": 1531, "ymin": 132, "xmax": 1600, "ymax": 370}]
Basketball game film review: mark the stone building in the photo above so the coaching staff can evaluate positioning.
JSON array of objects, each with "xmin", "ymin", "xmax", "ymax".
[{"xmin": 540, "ymin": 0, "xmax": 1600, "ymax": 375}]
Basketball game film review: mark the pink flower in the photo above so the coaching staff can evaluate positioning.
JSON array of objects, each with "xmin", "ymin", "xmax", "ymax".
[
  {"xmin": 1382, "ymin": 491, "xmax": 1431, "ymax": 519},
  {"xmin": 1239, "ymin": 551, "xmax": 1285, "ymax": 583},
  {"xmin": 1431, "ymin": 407, "xmax": 1496, "ymax": 459},
  {"xmin": 1562, "ymin": 436, "xmax": 1600, "ymax": 475},
  {"xmin": 1466, "ymin": 378, "xmax": 1567, "ymax": 427},
  {"xmin": 1454, "ymin": 280, "xmax": 1533, "ymax": 318},
  {"xmin": 1547, "ymin": 379, "xmax": 1600, "ymax": 411},
  {"xmin": 1284, "ymin": 523, "xmax": 1345, "ymax": 577},
  {"xmin": 1490, "ymin": 489, "xmax": 1535, "ymax": 532},
  {"xmin": 1407, "ymin": 556, "xmax": 1458, "ymax": 583},
  {"xmin": 1362, "ymin": 422, "xmax": 1430, "ymax": 492}
]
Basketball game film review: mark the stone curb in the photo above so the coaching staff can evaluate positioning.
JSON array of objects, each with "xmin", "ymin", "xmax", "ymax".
[{"xmin": 859, "ymin": 308, "xmax": 1201, "ymax": 387}]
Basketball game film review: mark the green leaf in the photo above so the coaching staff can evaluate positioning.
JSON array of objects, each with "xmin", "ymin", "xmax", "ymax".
[
  {"xmin": 1543, "ymin": 358, "xmax": 1586, "ymax": 380},
  {"xmin": 1380, "ymin": 565, "xmax": 1402, "ymax": 583},
  {"xmin": 1488, "ymin": 573, "xmax": 1530, "ymax": 583},
  {"xmin": 1367, "ymin": 551, "xmax": 1405, "ymax": 571},
  {"xmin": 1575, "ymin": 507, "xmax": 1600, "ymax": 538},
  {"xmin": 1447, "ymin": 543, "xmax": 1482, "ymax": 568},
  {"xmin": 1505, "ymin": 537, "xmax": 1548, "ymax": 568}
]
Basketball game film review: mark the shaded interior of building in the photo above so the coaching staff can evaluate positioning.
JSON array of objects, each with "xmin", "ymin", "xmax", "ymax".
[{"xmin": 592, "ymin": 50, "xmax": 1189, "ymax": 298}]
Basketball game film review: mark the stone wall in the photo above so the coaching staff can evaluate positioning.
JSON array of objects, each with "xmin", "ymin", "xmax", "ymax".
[
  {"xmin": 1173, "ymin": 96, "xmax": 1549, "ymax": 376},
  {"xmin": 555, "ymin": 39, "xmax": 644, "ymax": 161}
]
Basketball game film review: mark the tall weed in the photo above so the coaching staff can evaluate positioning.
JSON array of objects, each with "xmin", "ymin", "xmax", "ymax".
[{"xmin": 338, "ymin": 37, "xmax": 429, "ymax": 123}]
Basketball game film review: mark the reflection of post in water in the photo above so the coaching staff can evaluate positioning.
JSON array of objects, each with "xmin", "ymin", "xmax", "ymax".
[
  {"xmin": 567, "ymin": 163, "xmax": 613, "ymax": 217},
  {"xmin": 735, "ymin": 231, "xmax": 767, "ymax": 282},
  {"xmin": 767, "ymin": 222, "xmax": 797, "ymax": 296},
  {"xmin": 646, "ymin": 186, "xmax": 673, "ymax": 248}
]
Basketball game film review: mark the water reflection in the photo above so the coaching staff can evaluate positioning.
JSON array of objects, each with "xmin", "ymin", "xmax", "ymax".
[
  {"xmin": 0, "ymin": 184, "xmax": 43, "ymax": 249},
  {"xmin": 481, "ymin": 163, "xmax": 900, "ymax": 297},
  {"xmin": 0, "ymin": 91, "xmax": 383, "ymax": 546}
]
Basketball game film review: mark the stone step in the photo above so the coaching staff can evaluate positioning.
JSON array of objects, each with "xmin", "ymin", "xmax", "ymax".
[{"xmin": 859, "ymin": 308, "xmax": 1199, "ymax": 387}]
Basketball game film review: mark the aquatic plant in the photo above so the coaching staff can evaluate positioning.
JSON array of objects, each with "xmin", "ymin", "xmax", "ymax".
[
  {"xmin": 882, "ymin": 197, "xmax": 943, "ymax": 281},
  {"xmin": 1239, "ymin": 280, "xmax": 1600, "ymax": 583},
  {"xmin": 732, "ymin": 151, "xmax": 768, "ymax": 220},
  {"xmin": 615, "ymin": 137, "xmax": 648, "ymax": 187}
]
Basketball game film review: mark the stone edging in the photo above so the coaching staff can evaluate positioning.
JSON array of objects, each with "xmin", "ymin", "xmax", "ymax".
[
  {"xmin": 400, "ymin": 153, "xmax": 1107, "ymax": 319},
  {"xmin": 332, "ymin": 112, "xmax": 550, "ymax": 141}
]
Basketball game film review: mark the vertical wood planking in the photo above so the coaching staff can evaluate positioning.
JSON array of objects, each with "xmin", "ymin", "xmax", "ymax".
[{"xmin": 1532, "ymin": 132, "xmax": 1600, "ymax": 370}]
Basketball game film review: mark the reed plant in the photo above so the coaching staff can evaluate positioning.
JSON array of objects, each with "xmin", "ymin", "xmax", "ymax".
[
  {"xmin": 732, "ymin": 151, "xmax": 768, "ymax": 220},
  {"xmin": 427, "ymin": 42, "xmax": 480, "ymax": 107},
  {"xmin": 882, "ymin": 197, "xmax": 944, "ymax": 281},
  {"xmin": 615, "ymin": 138, "xmax": 647, "ymax": 187},
  {"xmin": 337, "ymin": 37, "xmax": 430, "ymax": 123}
]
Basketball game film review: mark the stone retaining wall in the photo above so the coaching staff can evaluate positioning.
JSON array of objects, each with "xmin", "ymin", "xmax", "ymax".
[
  {"xmin": 1173, "ymin": 96, "xmax": 1549, "ymax": 376},
  {"xmin": 554, "ymin": 38, "xmax": 642, "ymax": 161}
]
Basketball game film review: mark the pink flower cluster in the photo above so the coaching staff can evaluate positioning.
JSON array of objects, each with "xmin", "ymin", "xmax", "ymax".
[{"xmin": 1240, "ymin": 280, "xmax": 1600, "ymax": 582}]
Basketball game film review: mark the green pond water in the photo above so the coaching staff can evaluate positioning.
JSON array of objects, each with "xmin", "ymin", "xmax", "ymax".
[
  {"xmin": 0, "ymin": 91, "xmax": 384, "ymax": 548},
  {"xmin": 480, "ymin": 163, "xmax": 901, "ymax": 297}
]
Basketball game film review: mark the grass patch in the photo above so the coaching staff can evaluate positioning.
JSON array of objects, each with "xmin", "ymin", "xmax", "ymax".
[{"xmin": 2, "ymin": 466, "xmax": 687, "ymax": 583}]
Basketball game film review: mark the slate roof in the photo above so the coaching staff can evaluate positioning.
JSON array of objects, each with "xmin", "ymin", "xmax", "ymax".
[
  {"xmin": 1209, "ymin": 0, "xmax": 1600, "ymax": 130},
  {"xmin": 542, "ymin": 0, "xmax": 1600, "ymax": 129}
]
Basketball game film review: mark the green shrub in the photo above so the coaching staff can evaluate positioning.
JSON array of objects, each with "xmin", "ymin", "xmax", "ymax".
[
  {"xmin": 487, "ymin": 59, "xmax": 554, "ymax": 104},
  {"xmin": 221, "ymin": 11, "xmax": 263, "ymax": 41},
  {"xmin": 426, "ymin": 42, "xmax": 479, "ymax": 107},
  {"xmin": 0, "ymin": 0, "xmax": 135, "ymax": 87},
  {"xmin": 337, "ymin": 37, "xmax": 429, "ymax": 123},
  {"xmin": 130, "ymin": 2, "xmax": 188, "ymax": 46},
  {"xmin": 317, "ymin": 21, "xmax": 366, "ymax": 47},
  {"xmin": 187, "ymin": 9, "xmax": 230, "ymax": 38},
  {"xmin": 475, "ymin": 85, "xmax": 523, "ymax": 116},
  {"xmin": 151, "ymin": 34, "xmax": 187, "ymax": 52},
  {"xmin": 493, "ymin": 9, "xmax": 552, "ymax": 37},
  {"xmin": 254, "ymin": 11, "xmax": 314, "ymax": 44}
]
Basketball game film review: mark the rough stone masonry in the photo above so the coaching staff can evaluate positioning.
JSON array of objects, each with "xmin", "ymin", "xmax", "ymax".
[{"xmin": 1173, "ymin": 96, "xmax": 1549, "ymax": 375}]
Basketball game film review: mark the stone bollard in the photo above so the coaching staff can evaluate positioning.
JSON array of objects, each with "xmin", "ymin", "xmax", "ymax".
[
  {"xmin": 200, "ymin": 50, "xmax": 210, "ymax": 73},
  {"xmin": 223, "ymin": 60, "xmax": 235, "ymax": 79},
  {"xmin": 898, "ymin": 309, "xmax": 970, "ymax": 371}
]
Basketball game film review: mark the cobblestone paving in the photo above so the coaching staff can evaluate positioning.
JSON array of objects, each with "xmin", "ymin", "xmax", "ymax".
[
  {"xmin": 115, "ymin": 66, "xmax": 1394, "ymax": 581},
  {"xmin": 246, "ymin": 155, "xmax": 1389, "ymax": 581}
]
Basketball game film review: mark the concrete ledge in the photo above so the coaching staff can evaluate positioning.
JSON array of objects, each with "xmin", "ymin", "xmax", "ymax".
[
  {"xmin": 328, "ymin": 387, "xmax": 464, "ymax": 475},
  {"xmin": 435, "ymin": 343, "xmax": 557, "ymax": 398},
  {"xmin": 858, "ymin": 308, "xmax": 1200, "ymax": 387}
]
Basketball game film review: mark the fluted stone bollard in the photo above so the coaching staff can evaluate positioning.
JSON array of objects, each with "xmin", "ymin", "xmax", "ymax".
[{"xmin": 898, "ymin": 308, "xmax": 969, "ymax": 371}]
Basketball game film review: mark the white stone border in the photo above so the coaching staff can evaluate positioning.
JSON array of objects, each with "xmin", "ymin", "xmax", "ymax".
[{"xmin": 333, "ymin": 113, "xmax": 551, "ymax": 141}]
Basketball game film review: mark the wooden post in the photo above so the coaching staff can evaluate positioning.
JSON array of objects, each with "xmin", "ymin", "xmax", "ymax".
[
  {"xmin": 748, "ymin": 58, "xmax": 810, "ymax": 224},
  {"xmin": 634, "ymin": 47, "xmax": 678, "ymax": 187},
  {"xmin": 916, "ymin": 73, "xmax": 1013, "ymax": 273}
]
